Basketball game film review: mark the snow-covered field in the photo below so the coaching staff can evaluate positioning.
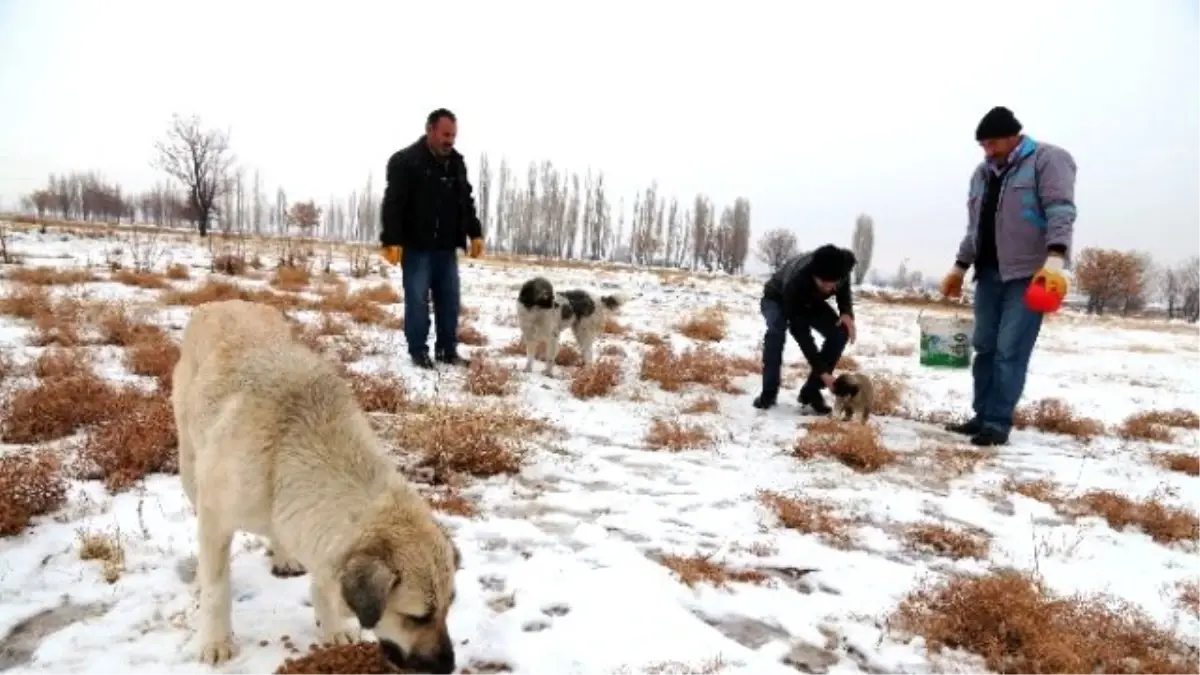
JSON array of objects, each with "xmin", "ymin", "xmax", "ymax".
[{"xmin": 0, "ymin": 222, "xmax": 1197, "ymax": 674}]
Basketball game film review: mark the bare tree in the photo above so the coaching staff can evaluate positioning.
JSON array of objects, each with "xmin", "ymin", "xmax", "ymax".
[
  {"xmin": 152, "ymin": 113, "xmax": 234, "ymax": 237},
  {"xmin": 755, "ymin": 228, "xmax": 798, "ymax": 271},
  {"xmin": 850, "ymin": 213, "xmax": 875, "ymax": 284},
  {"xmin": 477, "ymin": 153, "xmax": 492, "ymax": 240}
]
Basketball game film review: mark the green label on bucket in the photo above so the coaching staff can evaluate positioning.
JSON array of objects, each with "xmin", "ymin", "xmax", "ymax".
[{"xmin": 919, "ymin": 331, "xmax": 971, "ymax": 368}]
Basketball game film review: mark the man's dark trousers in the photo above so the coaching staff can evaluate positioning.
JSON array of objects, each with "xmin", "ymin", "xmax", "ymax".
[
  {"xmin": 401, "ymin": 248, "xmax": 460, "ymax": 360},
  {"xmin": 759, "ymin": 297, "xmax": 848, "ymax": 401},
  {"xmin": 970, "ymin": 267, "xmax": 1044, "ymax": 435}
]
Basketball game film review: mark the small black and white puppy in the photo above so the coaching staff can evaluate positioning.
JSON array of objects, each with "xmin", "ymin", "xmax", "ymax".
[
  {"xmin": 516, "ymin": 276, "xmax": 627, "ymax": 376},
  {"xmin": 830, "ymin": 372, "xmax": 874, "ymax": 423}
]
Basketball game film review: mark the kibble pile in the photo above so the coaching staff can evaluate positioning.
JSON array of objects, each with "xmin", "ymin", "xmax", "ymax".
[{"xmin": 273, "ymin": 642, "xmax": 410, "ymax": 674}]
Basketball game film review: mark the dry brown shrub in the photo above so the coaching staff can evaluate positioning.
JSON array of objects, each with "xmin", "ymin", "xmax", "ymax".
[
  {"xmin": 77, "ymin": 389, "xmax": 177, "ymax": 492},
  {"xmin": 316, "ymin": 287, "xmax": 401, "ymax": 328},
  {"xmin": 677, "ymin": 305, "xmax": 728, "ymax": 342},
  {"xmin": 77, "ymin": 528, "xmax": 124, "ymax": 583},
  {"xmin": 869, "ymin": 373, "xmax": 906, "ymax": 416},
  {"xmin": 681, "ymin": 395, "xmax": 720, "ymax": 415},
  {"xmin": 165, "ymin": 263, "xmax": 190, "ymax": 280},
  {"xmin": 464, "ymin": 355, "xmax": 515, "ymax": 397},
  {"xmin": 499, "ymin": 338, "xmax": 583, "ymax": 366},
  {"xmin": 391, "ymin": 403, "xmax": 549, "ymax": 483},
  {"xmin": 794, "ymin": 418, "xmax": 896, "ymax": 473},
  {"xmin": 600, "ymin": 343, "xmax": 626, "ymax": 358},
  {"xmin": 346, "ymin": 371, "xmax": 409, "ymax": 414},
  {"xmin": 211, "ymin": 253, "xmax": 247, "ymax": 276},
  {"xmin": 1003, "ymin": 478, "xmax": 1063, "ymax": 506},
  {"xmin": 659, "ymin": 554, "xmax": 768, "ymax": 589},
  {"xmin": 33, "ymin": 347, "xmax": 90, "ymax": 379},
  {"xmin": 890, "ymin": 569, "xmax": 1198, "ymax": 674},
  {"xmin": 837, "ymin": 355, "xmax": 860, "ymax": 370},
  {"xmin": 457, "ymin": 322, "xmax": 488, "ymax": 346},
  {"xmin": 902, "ymin": 523, "xmax": 991, "ymax": 560},
  {"xmin": 929, "ymin": 445, "xmax": 996, "ymax": 477},
  {"xmin": 640, "ymin": 343, "xmax": 749, "ymax": 394},
  {"xmin": 270, "ymin": 264, "xmax": 312, "ymax": 292},
  {"xmin": 1118, "ymin": 409, "xmax": 1200, "ymax": 443},
  {"xmin": 274, "ymin": 642, "xmax": 403, "ymax": 674},
  {"xmin": 1070, "ymin": 491, "xmax": 1198, "ymax": 545},
  {"xmin": 426, "ymin": 488, "xmax": 480, "ymax": 518},
  {"xmin": 356, "ymin": 283, "xmax": 401, "ymax": 304},
  {"xmin": 112, "ymin": 268, "xmax": 169, "ymax": 289},
  {"xmin": 603, "ymin": 318, "xmax": 629, "ymax": 335},
  {"xmin": 0, "ymin": 284, "xmax": 53, "ymax": 320},
  {"xmin": 638, "ymin": 331, "xmax": 667, "ymax": 346},
  {"xmin": 0, "ymin": 449, "xmax": 68, "ymax": 536},
  {"xmin": 645, "ymin": 419, "xmax": 714, "ymax": 452},
  {"xmin": 1012, "ymin": 398, "xmax": 1105, "ymax": 440},
  {"xmin": 1178, "ymin": 581, "xmax": 1199, "ymax": 616},
  {"xmin": 159, "ymin": 278, "xmax": 245, "ymax": 306},
  {"xmin": 26, "ymin": 295, "xmax": 86, "ymax": 347},
  {"xmin": 125, "ymin": 332, "xmax": 180, "ymax": 390},
  {"xmin": 94, "ymin": 303, "xmax": 164, "ymax": 346},
  {"xmin": 1, "ymin": 365, "xmax": 118, "ymax": 443},
  {"xmin": 569, "ymin": 359, "xmax": 622, "ymax": 399},
  {"xmin": 757, "ymin": 490, "xmax": 853, "ymax": 549},
  {"xmin": 1155, "ymin": 452, "xmax": 1199, "ymax": 476},
  {"xmin": 7, "ymin": 266, "xmax": 98, "ymax": 286}
]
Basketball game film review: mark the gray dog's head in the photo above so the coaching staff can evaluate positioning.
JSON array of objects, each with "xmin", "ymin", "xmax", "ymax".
[{"xmin": 518, "ymin": 277, "xmax": 555, "ymax": 310}]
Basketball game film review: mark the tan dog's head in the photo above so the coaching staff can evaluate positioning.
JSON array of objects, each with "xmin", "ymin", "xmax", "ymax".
[{"xmin": 339, "ymin": 516, "xmax": 460, "ymax": 674}]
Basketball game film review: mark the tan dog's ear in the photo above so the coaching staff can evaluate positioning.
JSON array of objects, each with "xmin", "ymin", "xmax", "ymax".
[{"xmin": 340, "ymin": 553, "xmax": 397, "ymax": 629}]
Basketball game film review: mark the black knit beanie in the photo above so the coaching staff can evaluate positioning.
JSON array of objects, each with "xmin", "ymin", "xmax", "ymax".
[
  {"xmin": 975, "ymin": 106, "xmax": 1023, "ymax": 141},
  {"xmin": 810, "ymin": 245, "xmax": 856, "ymax": 282}
]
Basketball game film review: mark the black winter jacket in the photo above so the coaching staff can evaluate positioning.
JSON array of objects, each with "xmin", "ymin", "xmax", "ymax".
[{"xmin": 379, "ymin": 138, "xmax": 483, "ymax": 251}]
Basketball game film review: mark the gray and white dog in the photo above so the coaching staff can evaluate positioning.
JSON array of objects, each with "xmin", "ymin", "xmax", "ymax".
[{"xmin": 516, "ymin": 276, "xmax": 627, "ymax": 376}]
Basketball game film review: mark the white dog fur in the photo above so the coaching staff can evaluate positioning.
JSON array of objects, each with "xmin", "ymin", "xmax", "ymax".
[{"xmin": 515, "ymin": 276, "xmax": 627, "ymax": 376}]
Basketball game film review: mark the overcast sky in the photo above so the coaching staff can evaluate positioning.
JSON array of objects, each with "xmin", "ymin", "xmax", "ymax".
[{"xmin": 0, "ymin": 0, "xmax": 1196, "ymax": 277}]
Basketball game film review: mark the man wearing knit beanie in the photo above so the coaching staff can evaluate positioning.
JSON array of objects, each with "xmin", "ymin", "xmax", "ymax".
[
  {"xmin": 939, "ymin": 106, "xmax": 1078, "ymax": 446},
  {"xmin": 755, "ymin": 244, "xmax": 858, "ymax": 415}
]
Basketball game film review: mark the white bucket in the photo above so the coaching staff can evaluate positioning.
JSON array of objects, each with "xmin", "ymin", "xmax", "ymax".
[{"xmin": 917, "ymin": 312, "xmax": 974, "ymax": 368}]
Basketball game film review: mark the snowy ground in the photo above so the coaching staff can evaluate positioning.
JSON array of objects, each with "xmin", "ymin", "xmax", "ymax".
[{"xmin": 0, "ymin": 222, "xmax": 1197, "ymax": 674}]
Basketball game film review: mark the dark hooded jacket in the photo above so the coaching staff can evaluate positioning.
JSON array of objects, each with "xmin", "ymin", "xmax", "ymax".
[
  {"xmin": 763, "ymin": 246, "xmax": 857, "ymax": 371},
  {"xmin": 379, "ymin": 137, "xmax": 483, "ymax": 251}
]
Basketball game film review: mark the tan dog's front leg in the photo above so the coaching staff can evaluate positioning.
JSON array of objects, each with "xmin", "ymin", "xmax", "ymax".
[
  {"xmin": 311, "ymin": 574, "xmax": 360, "ymax": 645},
  {"xmin": 195, "ymin": 515, "xmax": 236, "ymax": 665},
  {"xmin": 268, "ymin": 536, "xmax": 306, "ymax": 577}
]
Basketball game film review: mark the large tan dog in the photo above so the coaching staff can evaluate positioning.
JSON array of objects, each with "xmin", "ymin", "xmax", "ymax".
[{"xmin": 171, "ymin": 299, "xmax": 459, "ymax": 673}]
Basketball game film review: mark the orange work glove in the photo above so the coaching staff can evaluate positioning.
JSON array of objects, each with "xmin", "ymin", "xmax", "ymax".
[
  {"xmin": 380, "ymin": 245, "xmax": 401, "ymax": 266},
  {"xmin": 468, "ymin": 238, "xmax": 484, "ymax": 259},
  {"xmin": 940, "ymin": 265, "xmax": 966, "ymax": 299},
  {"xmin": 1032, "ymin": 254, "xmax": 1068, "ymax": 296}
]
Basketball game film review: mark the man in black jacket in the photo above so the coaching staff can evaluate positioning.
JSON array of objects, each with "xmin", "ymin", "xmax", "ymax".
[
  {"xmin": 379, "ymin": 108, "xmax": 485, "ymax": 369},
  {"xmin": 753, "ymin": 244, "xmax": 858, "ymax": 414}
]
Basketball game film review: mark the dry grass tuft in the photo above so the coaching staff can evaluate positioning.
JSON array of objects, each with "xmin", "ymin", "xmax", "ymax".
[
  {"xmin": 269, "ymin": 264, "xmax": 312, "ymax": 292},
  {"xmin": 124, "ymin": 331, "xmax": 180, "ymax": 390},
  {"xmin": 1, "ymin": 363, "xmax": 118, "ymax": 443},
  {"xmin": 869, "ymin": 372, "xmax": 907, "ymax": 416},
  {"xmin": 457, "ymin": 322, "xmax": 488, "ymax": 346},
  {"xmin": 345, "ymin": 371, "xmax": 409, "ymax": 414},
  {"xmin": 33, "ymin": 347, "xmax": 90, "ymax": 379},
  {"xmin": 603, "ymin": 317, "xmax": 629, "ymax": 335},
  {"xmin": 569, "ymin": 359, "xmax": 622, "ymax": 399},
  {"xmin": 793, "ymin": 418, "xmax": 896, "ymax": 473},
  {"xmin": 77, "ymin": 528, "xmax": 125, "ymax": 583},
  {"xmin": 681, "ymin": 395, "xmax": 720, "ymax": 415},
  {"xmin": 210, "ymin": 253, "xmax": 248, "ymax": 276},
  {"xmin": 658, "ymin": 554, "xmax": 768, "ymax": 589},
  {"xmin": 902, "ymin": 523, "xmax": 991, "ymax": 560},
  {"xmin": 426, "ymin": 488, "xmax": 480, "ymax": 518},
  {"xmin": 639, "ymin": 343, "xmax": 754, "ymax": 394},
  {"xmin": 1012, "ymin": 397, "xmax": 1105, "ymax": 440},
  {"xmin": 1155, "ymin": 452, "xmax": 1199, "ymax": 476},
  {"xmin": 94, "ymin": 303, "xmax": 163, "ymax": 346},
  {"xmin": 1070, "ymin": 491, "xmax": 1198, "ymax": 545},
  {"xmin": 464, "ymin": 355, "xmax": 515, "ymax": 397},
  {"xmin": 7, "ymin": 266, "xmax": 98, "ymax": 286},
  {"xmin": 391, "ymin": 403, "xmax": 550, "ymax": 484},
  {"xmin": 165, "ymin": 263, "xmax": 190, "ymax": 280},
  {"xmin": 1003, "ymin": 478, "xmax": 1064, "ymax": 506},
  {"xmin": 499, "ymin": 338, "xmax": 583, "ymax": 367},
  {"xmin": 757, "ymin": 490, "xmax": 853, "ymax": 549},
  {"xmin": 356, "ymin": 282, "xmax": 402, "ymax": 304},
  {"xmin": 159, "ymin": 278, "xmax": 246, "ymax": 306},
  {"xmin": 0, "ymin": 284, "xmax": 53, "ymax": 320},
  {"xmin": 644, "ymin": 419, "xmax": 714, "ymax": 452},
  {"xmin": 1178, "ymin": 581, "xmax": 1199, "ymax": 616},
  {"xmin": 1118, "ymin": 409, "xmax": 1200, "ymax": 443},
  {"xmin": 0, "ymin": 449, "xmax": 68, "ymax": 536},
  {"xmin": 890, "ymin": 569, "xmax": 1198, "ymax": 674},
  {"xmin": 676, "ymin": 305, "xmax": 728, "ymax": 342},
  {"xmin": 638, "ymin": 331, "xmax": 667, "ymax": 347},
  {"xmin": 837, "ymin": 355, "xmax": 860, "ymax": 370},
  {"xmin": 77, "ymin": 389, "xmax": 178, "ymax": 492},
  {"xmin": 273, "ymin": 641, "xmax": 404, "ymax": 674},
  {"xmin": 29, "ymin": 295, "xmax": 87, "ymax": 347},
  {"xmin": 112, "ymin": 268, "xmax": 169, "ymax": 289}
]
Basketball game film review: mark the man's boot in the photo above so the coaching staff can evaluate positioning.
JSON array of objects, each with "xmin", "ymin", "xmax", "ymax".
[{"xmin": 798, "ymin": 387, "xmax": 833, "ymax": 416}]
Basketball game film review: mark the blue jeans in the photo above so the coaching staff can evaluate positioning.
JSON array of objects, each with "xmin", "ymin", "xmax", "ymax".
[
  {"xmin": 400, "ymin": 249, "xmax": 461, "ymax": 358},
  {"xmin": 760, "ymin": 297, "xmax": 847, "ymax": 399},
  {"xmin": 970, "ymin": 267, "xmax": 1044, "ymax": 434}
]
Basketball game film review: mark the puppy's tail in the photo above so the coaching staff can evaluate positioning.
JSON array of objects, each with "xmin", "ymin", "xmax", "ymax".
[
  {"xmin": 175, "ymin": 555, "xmax": 198, "ymax": 584},
  {"xmin": 600, "ymin": 293, "xmax": 628, "ymax": 312}
]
